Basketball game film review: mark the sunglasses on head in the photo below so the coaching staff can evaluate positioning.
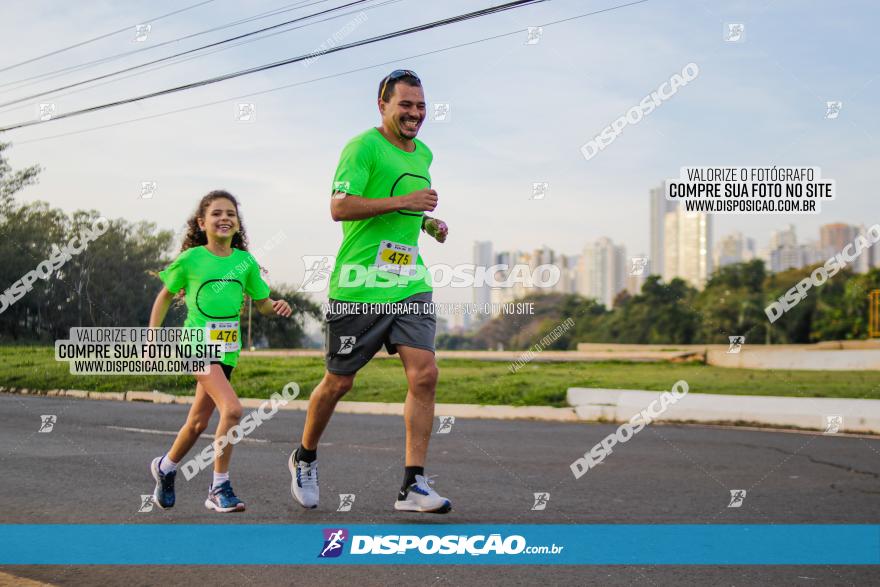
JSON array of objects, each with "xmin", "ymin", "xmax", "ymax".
[{"xmin": 380, "ymin": 69, "xmax": 420, "ymax": 100}]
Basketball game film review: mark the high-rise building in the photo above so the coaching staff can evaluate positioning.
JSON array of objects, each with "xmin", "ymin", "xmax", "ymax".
[
  {"xmin": 578, "ymin": 237, "xmax": 627, "ymax": 308},
  {"xmin": 714, "ymin": 232, "xmax": 757, "ymax": 269},
  {"xmin": 820, "ymin": 223, "xmax": 857, "ymax": 256},
  {"xmin": 650, "ymin": 184, "xmax": 678, "ymax": 277},
  {"xmin": 472, "ymin": 241, "xmax": 493, "ymax": 308},
  {"xmin": 769, "ymin": 224, "xmax": 798, "ymax": 250},
  {"xmin": 663, "ymin": 208, "xmax": 712, "ymax": 288}
]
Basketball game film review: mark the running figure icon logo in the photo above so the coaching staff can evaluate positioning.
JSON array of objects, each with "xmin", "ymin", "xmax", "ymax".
[
  {"xmin": 38, "ymin": 103, "xmax": 56, "ymax": 121},
  {"xmin": 825, "ymin": 101, "xmax": 843, "ymax": 119},
  {"xmin": 727, "ymin": 336, "xmax": 745, "ymax": 354},
  {"xmin": 337, "ymin": 494, "xmax": 355, "ymax": 512},
  {"xmin": 338, "ymin": 336, "xmax": 356, "ymax": 355},
  {"xmin": 140, "ymin": 181, "xmax": 158, "ymax": 199},
  {"xmin": 138, "ymin": 495, "xmax": 155, "ymax": 513},
  {"xmin": 728, "ymin": 489, "xmax": 746, "ymax": 508},
  {"xmin": 38, "ymin": 415, "xmax": 56, "ymax": 433},
  {"xmin": 531, "ymin": 492, "xmax": 550, "ymax": 511},
  {"xmin": 531, "ymin": 182, "xmax": 549, "ymax": 200},
  {"xmin": 133, "ymin": 23, "xmax": 151, "ymax": 42},
  {"xmin": 525, "ymin": 26, "xmax": 543, "ymax": 45},
  {"xmin": 724, "ymin": 23, "xmax": 745, "ymax": 42},
  {"xmin": 630, "ymin": 256, "xmax": 649, "ymax": 276},
  {"xmin": 298, "ymin": 256, "xmax": 334, "ymax": 293},
  {"xmin": 824, "ymin": 415, "xmax": 843, "ymax": 434},
  {"xmin": 319, "ymin": 529, "xmax": 348, "ymax": 558},
  {"xmin": 436, "ymin": 416, "xmax": 455, "ymax": 434}
]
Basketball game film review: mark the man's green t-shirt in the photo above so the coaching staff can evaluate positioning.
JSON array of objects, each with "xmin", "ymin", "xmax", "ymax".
[
  {"xmin": 329, "ymin": 127, "xmax": 434, "ymax": 303},
  {"xmin": 159, "ymin": 246, "xmax": 270, "ymax": 367}
]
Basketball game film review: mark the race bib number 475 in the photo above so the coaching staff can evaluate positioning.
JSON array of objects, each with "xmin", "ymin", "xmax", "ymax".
[
  {"xmin": 374, "ymin": 240, "xmax": 418, "ymax": 276},
  {"xmin": 206, "ymin": 321, "xmax": 240, "ymax": 352}
]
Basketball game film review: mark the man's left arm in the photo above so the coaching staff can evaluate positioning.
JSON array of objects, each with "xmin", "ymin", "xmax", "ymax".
[{"xmin": 422, "ymin": 215, "xmax": 448, "ymax": 243}]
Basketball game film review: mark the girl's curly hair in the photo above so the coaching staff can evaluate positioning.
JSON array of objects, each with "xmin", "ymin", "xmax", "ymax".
[{"xmin": 180, "ymin": 190, "xmax": 249, "ymax": 252}]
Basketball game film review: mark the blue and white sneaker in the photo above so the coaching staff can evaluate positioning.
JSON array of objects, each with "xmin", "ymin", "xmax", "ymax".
[
  {"xmin": 205, "ymin": 481, "xmax": 246, "ymax": 513},
  {"xmin": 150, "ymin": 456, "xmax": 176, "ymax": 509},
  {"xmin": 395, "ymin": 474, "xmax": 451, "ymax": 514},
  {"xmin": 288, "ymin": 451, "xmax": 319, "ymax": 509}
]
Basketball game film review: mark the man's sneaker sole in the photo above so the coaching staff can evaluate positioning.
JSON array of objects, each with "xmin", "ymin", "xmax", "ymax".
[
  {"xmin": 150, "ymin": 457, "xmax": 171, "ymax": 510},
  {"xmin": 204, "ymin": 499, "xmax": 246, "ymax": 513},
  {"xmin": 288, "ymin": 453, "xmax": 317, "ymax": 509},
  {"xmin": 394, "ymin": 499, "xmax": 452, "ymax": 514}
]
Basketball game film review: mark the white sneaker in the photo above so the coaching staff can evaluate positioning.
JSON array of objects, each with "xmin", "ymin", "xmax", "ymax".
[
  {"xmin": 289, "ymin": 451, "xmax": 319, "ymax": 509},
  {"xmin": 394, "ymin": 474, "xmax": 452, "ymax": 513}
]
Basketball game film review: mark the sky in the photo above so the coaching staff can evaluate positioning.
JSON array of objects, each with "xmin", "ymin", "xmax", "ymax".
[{"xmin": 1, "ymin": 0, "xmax": 877, "ymax": 307}]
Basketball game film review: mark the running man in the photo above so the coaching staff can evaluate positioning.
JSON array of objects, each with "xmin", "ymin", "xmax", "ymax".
[{"xmin": 289, "ymin": 69, "xmax": 451, "ymax": 513}]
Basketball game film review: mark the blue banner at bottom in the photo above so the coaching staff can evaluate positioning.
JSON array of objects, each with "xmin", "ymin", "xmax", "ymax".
[{"xmin": 1, "ymin": 524, "xmax": 878, "ymax": 565}]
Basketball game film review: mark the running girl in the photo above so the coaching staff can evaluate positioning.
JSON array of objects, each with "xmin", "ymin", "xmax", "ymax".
[{"xmin": 148, "ymin": 190, "xmax": 292, "ymax": 513}]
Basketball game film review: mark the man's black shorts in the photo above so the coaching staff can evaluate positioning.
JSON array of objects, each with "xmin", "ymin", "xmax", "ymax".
[{"xmin": 324, "ymin": 292, "xmax": 436, "ymax": 375}]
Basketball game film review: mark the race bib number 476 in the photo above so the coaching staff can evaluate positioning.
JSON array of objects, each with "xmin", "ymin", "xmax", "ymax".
[{"xmin": 206, "ymin": 321, "xmax": 240, "ymax": 352}]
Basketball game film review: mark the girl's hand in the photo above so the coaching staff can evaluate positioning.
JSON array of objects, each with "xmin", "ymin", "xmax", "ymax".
[{"xmin": 272, "ymin": 298, "xmax": 292, "ymax": 318}]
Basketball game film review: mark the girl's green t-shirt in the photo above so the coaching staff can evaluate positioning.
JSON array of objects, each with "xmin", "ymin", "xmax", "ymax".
[{"xmin": 159, "ymin": 246, "xmax": 270, "ymax": 367}]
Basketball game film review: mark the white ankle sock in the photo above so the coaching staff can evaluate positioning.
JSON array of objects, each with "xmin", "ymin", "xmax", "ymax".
[
  {"xmin": 159, "ymin": 455, "xmax": 178, "ymax": 475},
  {"xmin": 212, "ymin": 471, "xmax": 230, "ymax": 489}
]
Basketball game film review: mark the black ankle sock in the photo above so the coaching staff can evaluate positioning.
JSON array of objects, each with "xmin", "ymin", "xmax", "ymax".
[
  {"xmin": 401, "ymin": 466, "xmax": 424, "ymax": 493},
  {"xmin": 296, "ymin": 446, "xmax": 317, "ymax": 463}
]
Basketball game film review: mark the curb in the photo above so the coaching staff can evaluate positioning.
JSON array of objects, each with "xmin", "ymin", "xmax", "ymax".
[
  {"xmin": 0, "ymin": 387, "xmax": 577, "ymax": 423},
  {"xmin": 567, "ymin": 387, "xmax": 880, "ymax": 434}
]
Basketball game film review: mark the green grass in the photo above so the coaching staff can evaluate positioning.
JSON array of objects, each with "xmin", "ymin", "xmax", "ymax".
[{"xmin": 1, "ymin": 346, "xmax": 878, "ymax": 406}]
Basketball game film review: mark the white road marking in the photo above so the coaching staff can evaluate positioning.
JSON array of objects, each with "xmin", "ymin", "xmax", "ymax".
[{"xmin": 106, "ymin": 425, "xmax": 268, "ymax": 443}]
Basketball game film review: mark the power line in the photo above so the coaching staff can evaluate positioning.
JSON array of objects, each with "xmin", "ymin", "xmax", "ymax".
[
  {"xmin": 0, "ymin": 0, "xmax": 549, "ymax": 132},
  {"xmin": 0, "ymin": 0, "xmax": 219, "ymax": 75},
  {"xmin": 0, "ymin": 0, "xmax": 378, "ymax": 108},
  {"xmin": 0, "ymin": 0, "xmax": 402, "ymax": 115},
  {"xmin": 0, "ymin": 0, "xmax": 328, "ymax": 92},
  {"xmin": 12, "ymin": 0, "xmax": 651, "ymax": 145}
]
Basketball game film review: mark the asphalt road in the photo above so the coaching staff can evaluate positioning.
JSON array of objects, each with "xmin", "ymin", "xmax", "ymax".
[{"xmin": 1, "ymin": 393, "xmax": 878, "ymax": 585}]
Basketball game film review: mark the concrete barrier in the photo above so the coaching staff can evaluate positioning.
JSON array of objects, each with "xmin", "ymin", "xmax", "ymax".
[
  {"xmin": 567, "ymin": 387, "xmax": 880, "ymax": 434},
  {"xmin": 707, "ymin": 348, "xmax": 880, "ymax": 371}
]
